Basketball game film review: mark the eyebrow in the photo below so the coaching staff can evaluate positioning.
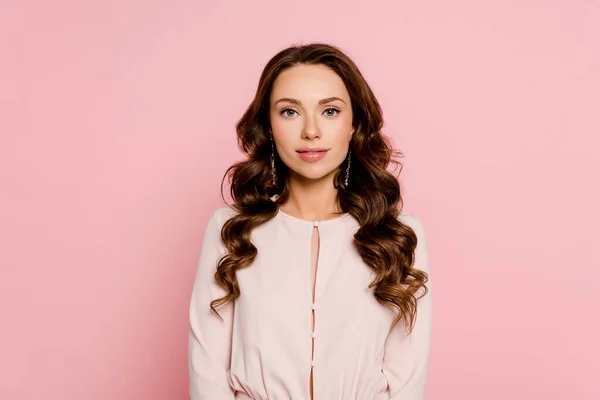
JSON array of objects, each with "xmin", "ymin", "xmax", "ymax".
[{"xmin": 274, "ymin": 97, "xmax": 346, "ymax": 105}]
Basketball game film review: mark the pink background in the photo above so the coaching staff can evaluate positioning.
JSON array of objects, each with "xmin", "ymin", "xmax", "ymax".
[{"xmin": 1, "ymin": 0, "xmax": 599, "ymax": 399}]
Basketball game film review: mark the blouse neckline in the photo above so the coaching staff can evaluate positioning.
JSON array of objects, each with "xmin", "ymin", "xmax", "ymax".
[
  {"xmin": 270, "ymin": 194, "xmax": 350, "ymax": 226},
  {"xmin": 276, "ymin": 208, "xmax": 350, "ymax": 226}
]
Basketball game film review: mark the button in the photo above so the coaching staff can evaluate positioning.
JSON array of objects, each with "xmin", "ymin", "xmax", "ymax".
[
  {"xmin": 311, "ymin": 332, "xmax": 317, "ymax": 339},
  {"xmin": 311, "ymin": 360, "xmax": 317, "ymax": 367},
  {"xmin": 311, "ymin": 303, "xmax": 317, "ymax": 310},
  {"xmin": 313, "ymin": 220, "xmax": 319, "ymax": 227}
]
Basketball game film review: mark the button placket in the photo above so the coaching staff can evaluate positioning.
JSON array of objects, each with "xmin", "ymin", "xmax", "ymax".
[
  {"xmin": 311, "ymin": 222, "xmax": 320, "ymax": 372},
  {"xmin": 309, "ymin": 220, "xmax": 325, "ymax": 388},
  {"xmin": 311, "ymin": 300, "xmax": 318, "ymax": 368}
]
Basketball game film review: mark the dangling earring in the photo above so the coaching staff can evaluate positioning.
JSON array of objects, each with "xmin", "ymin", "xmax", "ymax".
[
  {"xmin": 271, "ymin": 140, "xmax": 277, "ymax": 186},
  {"xmin": 344, "ymin": 148, "xmax": 351, "ymax": 187}
]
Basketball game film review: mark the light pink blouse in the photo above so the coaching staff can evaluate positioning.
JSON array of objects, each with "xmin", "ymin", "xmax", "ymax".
[{"xmin": 188, "ymin": 206, "xmax": 432, "ymax": 400}]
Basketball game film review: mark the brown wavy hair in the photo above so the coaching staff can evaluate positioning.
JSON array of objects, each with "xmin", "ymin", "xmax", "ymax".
[{"xmin": 211, "ymin": 43, "xmax": 428, "ymax": 333}]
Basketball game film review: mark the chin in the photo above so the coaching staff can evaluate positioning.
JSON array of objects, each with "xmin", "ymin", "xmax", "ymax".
[{"xmin": 292, "ymin": 166, "xmax": 338, "ymax": 182}]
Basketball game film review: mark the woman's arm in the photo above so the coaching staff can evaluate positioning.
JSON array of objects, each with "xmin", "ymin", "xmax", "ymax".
[
  {"xmin": 382, "ymin": 215, "xmax": 433, "ymax": 399},
  {"xmin": 188, "ymin": 211, "xmax": 235, "ymax": 400}
]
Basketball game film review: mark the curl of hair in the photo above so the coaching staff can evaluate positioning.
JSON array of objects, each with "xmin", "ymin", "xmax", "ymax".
[{"xmin": 211, "ymin": 43, "xmax": 429, "ymax": 333}]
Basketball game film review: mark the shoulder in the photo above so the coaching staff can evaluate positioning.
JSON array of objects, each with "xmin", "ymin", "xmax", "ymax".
[
  {"xmin": 200, "ymin": 206, "xmax": 237, "ymax": 247},
  {"xmin": 397, "ymin": 211, "xmax": 425, "ymax": 236},
  {"xmin": 209, "ymin": 206, "xmax": 237, "ymax": 228}
]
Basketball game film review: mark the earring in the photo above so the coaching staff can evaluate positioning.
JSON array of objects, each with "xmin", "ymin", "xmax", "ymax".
[
  {"xmin": 271, "ymin": 140, "xmax": 277, "ymax": 186},
  {"xmin": 344, "ymin": 148, "xmax": 351, "ymax": 187}
]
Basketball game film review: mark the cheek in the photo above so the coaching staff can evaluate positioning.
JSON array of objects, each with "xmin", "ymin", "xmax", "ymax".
[
  {"xmin": 270, "ymin": 112, "xmax": 292, "ymax": 135},
  {"xmin": 329, "ymin": 123, "xmax": 353, "ymax": 164},
  {"xmin": 271, "ymin": 122, "xmax": 294, "ymax": 138},
  {"xmin": 269, "ymin": 126, "xmax": 296, "ymax": 167},
  {"xmin": 328, "ymin": 120, "xmax": 353, "ymax": 144},
  {"xmin": 270, "ymin": 120, "xmax": 300, "ymax": 155}
]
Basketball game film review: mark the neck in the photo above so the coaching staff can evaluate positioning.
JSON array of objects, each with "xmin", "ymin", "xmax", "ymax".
[{"xmin": 280, "ymin": 172, "xmax": 342, "ymax": 222}]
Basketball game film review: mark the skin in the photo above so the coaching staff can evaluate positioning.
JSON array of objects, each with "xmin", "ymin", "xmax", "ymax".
[{"xmin": 269, "ymin": 64, "xmax": 354, "ymax": 221}]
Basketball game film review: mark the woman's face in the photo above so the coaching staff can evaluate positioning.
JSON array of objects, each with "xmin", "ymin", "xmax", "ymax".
[{"xmin": 269, "ymin": 64, "xmax": 354, "ymax": 184}]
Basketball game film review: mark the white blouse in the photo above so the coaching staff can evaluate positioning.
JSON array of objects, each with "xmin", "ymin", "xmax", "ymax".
[{"xmin": 188, "ymin": 206, "xmax": 432, "ymax": 399}]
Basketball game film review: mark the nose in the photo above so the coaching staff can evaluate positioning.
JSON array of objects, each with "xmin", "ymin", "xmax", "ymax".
[{"xmin": 301, "ymin": 115, "xmax": 321, "ymax": 140}]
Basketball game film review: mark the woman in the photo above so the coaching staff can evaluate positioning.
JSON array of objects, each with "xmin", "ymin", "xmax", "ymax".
[{"xmin": 188, "ymin": 43, "xmax": 432, "ymax": 400}]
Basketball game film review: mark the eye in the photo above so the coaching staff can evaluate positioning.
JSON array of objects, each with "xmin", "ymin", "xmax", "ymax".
[
  {"xmin": 280, "ymin": 108, "xmax": 298, "ymax": 118},
  {"xmin": 323, "ymin": 108, "xmax": 340, "ymax": 117}
]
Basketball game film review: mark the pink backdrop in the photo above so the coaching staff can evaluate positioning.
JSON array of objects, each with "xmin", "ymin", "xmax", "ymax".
[{"xmin": 1, "ymin": 0, "xmax": 599, "ymax": 399}]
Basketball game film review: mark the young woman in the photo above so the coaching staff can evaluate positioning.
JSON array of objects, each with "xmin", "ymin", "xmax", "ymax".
[{"xmin": 188, "ymin": 43, "xmax": 432, "ymax": 400}]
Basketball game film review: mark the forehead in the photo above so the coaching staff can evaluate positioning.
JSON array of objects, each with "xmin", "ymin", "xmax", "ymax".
[{"xmin": 270, "ymin": 64, "xmax": 350, "ymax": 103}]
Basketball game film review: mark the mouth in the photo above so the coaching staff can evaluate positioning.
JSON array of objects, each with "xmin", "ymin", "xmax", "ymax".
[
  {"xmin": 296, "ymin": 148, "xmax": 329, "ymax": 153},
  {"xmin": 296, "ymin": 148, "xmax": 329, "ymax": 163}
]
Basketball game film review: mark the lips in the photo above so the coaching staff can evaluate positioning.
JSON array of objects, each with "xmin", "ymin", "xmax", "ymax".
[
  {"xmin": 296, "ymin": 148, "xmax": 329, "ymax": 163},
  {"xmin": 296, "ymin": 147, "xmax": 328, "ymax": 153}
]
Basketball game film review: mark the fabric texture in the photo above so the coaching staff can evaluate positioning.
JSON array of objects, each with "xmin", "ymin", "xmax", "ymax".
[{"xmin": 188, "ymin": 206, "xmax": 432, "ymax": 400}]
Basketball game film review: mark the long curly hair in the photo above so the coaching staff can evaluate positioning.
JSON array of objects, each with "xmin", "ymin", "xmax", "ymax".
[{"xmin": 211, "ymin": 43, "xmax": 428, "ymax": 333}]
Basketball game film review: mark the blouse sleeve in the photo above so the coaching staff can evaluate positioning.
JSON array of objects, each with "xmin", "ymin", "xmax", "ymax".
[
  {"xmin": 382, "ymin": 215, "xmax": 433, "ymax": 399},
  {"xmin": 188, "ymin": 211, "xmax": 236, "ymax": 400}
]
